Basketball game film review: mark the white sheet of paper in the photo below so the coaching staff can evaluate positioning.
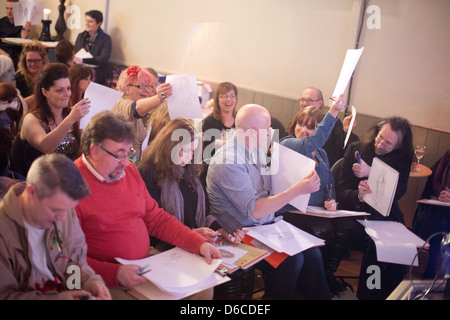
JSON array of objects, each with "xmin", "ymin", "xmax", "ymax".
[
  {"xmin": 141, "ymin": 125, "xmax": 152, "ymax": 155},
  {"xmin": 166, "ymin": 74, "xmax": 203, "ymax": 120},
  {"xmin": 343, "ymin": 106, "xmax": 357, "ymax": 148},
  {"xmin": 2, "ymin": 38, "xmax": 32, "ymax": 45},
  {"xmin": 214, "ymin": 244, "xmax": 247, "ymax": 269},
  {"xmin": 116, "ymin": 247, "xmax": 222, "ymax": 295},
  {"xmin": 75, "ymin": 49, "xmax": 94, "ymax": 59},
  {"xmin": 245, "ymin": 220, "xmax": 325, "ymax": 256},
  {"xmin": 270, "ymin": 142, "xmax": 315, "ymax": 213},
  {"xmin": 12, "ymin": 1, "xmax": 44, "ymax": 26},
  {"xmin": 81, "ymin": 82, "xmax": 122, "ymax": 129},
  {"xmin": 359, "ymin": 220, "xmax": 426, "ymax": 266},
  {"xmin": 39, "ymin": 41, "xmax": 58, "ymax": 48},
  {"xmin": 304, "ymin": 206, "xmax": 370, "ymax": 218},
  {"xmin": 332, "ymin": 47, "xmax": 364, "ymax": 98},
  {"xmin": 417, "ymin": 199, "xmax": 450, "ymax": 208},
  {"xmin": 363, "ymin": 157, "xmax": 399, "ymax": 217},
  {"xmin": 128, "ymin": 272, "xmax": 229, "ymax": 300}
]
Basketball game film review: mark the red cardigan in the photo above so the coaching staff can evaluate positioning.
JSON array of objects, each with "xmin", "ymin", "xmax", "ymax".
[{"xmin": 74, "ymin": 158, "xmax": 207, "ymax": 287}]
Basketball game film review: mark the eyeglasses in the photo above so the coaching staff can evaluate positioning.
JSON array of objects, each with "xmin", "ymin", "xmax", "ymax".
[
  {"xmin": 99, "ymin": 145, "xmax": 135, "ymax": 162},
  {"xmin": 219, "ymin": 94, "xmax": 236, "ymax": 100},
  {"xmin": 375, "ymin": 134, "xmax": 395, "ymax": 148},
  {"xmin": 26, "ymin": 59, "xmax": 42, "ymax": 64},
  {"xmin": 128, "ymin": 84, "xmax": 154, "ymax": 89},
  {"xmin": 298, "ymin": 98, "xmax": 321, "ymax": 103}
]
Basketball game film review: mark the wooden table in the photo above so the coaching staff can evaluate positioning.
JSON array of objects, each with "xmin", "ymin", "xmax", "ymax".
[
  {"xmin": 410, "ymin": 163, "xmax": 432, "ymax": 178},
  {"xmin": 1, "ymin": 37, "xmax": 58, "ymax": 48}
]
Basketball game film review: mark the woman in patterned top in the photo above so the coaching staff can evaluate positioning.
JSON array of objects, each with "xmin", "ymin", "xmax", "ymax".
[{"xmin": 11, "ymin": 63, "xmax": 90, "ymax": 176}]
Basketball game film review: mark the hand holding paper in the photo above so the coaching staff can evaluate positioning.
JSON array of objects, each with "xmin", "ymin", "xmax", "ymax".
[
  {"xmin": 166, "ymin": 74, "xmax": 202, "ymax": 120},
  {"xmin": 362, "ymin": 158, "xmax": 399, "ymax": 217},
  {"xmin": 296, "ymin": 170, "xmax": 321, "ymax": 195},
  {"xmin": 68, "ymin": 98, "xmax": 91, "ymax": 124},
  {"xmin": 343, "ymin": 106, "xmax": 357, "ymax": 148},
  {"xmin": 199, "ymin": 242, "xmax": 223, "ymax": 264},
  {"xmin": 117, "ymin": 264, "xmax": 148, "ymax": 289},
  {"xmin": 328, "ymin": 94, "xmax": 345, "ymax": 118},
  {"xmin": 357, "ymin": 180, "xmax": 372, "ymax": 200},
  {"xmin": 270, "ymin": 142, "xmax": 317, "ymax": 212}
]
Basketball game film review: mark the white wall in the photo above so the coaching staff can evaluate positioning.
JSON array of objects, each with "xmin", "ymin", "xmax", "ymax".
[{"xmin": 3, "ymin": 0, "xmax": 449, "ymax": 132}]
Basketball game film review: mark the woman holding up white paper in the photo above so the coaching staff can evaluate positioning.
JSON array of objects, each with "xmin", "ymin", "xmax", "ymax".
[
  {"xmin": 11, "ymin": 63, "xmax": 90, "ymax": 177},
  {"xmin": 112, "ymin": 65, "xmax": 172, "ymax": 161},
  {"xmin": 280, "ymin": 95, "xmax": 345, "ymax": 210},
  {"xmin": 336, "ymin": 117, "xmax": 414, "ymax": 300},
  {"xmin": 278, "ymin": 95, "xmax": 351, "ymax": 294}
]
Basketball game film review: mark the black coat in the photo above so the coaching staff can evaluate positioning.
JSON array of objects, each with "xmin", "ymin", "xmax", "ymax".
[
  {"xmin": 336, "ymin": 141, "xmax": 412, "ymax": 223},
  {"xmin": 75, "ymin": 28, "xmax": 112, "ymax": 85}
]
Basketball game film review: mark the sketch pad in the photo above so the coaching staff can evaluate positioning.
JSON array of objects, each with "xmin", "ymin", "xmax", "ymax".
[
  {"xmin": 245, "ymin": 220, "xmax": 325, "ymax": 256},
  {"xmin": 116, "ymin": 247, "xmax": 222, "ymax": 295},
  {"xmin": 359, "ymin": 220, "xmax": 426, "ymax": 266},
  {"xmin": 363, "ymin": 157, "xmax": 399, "ymax": 217}
]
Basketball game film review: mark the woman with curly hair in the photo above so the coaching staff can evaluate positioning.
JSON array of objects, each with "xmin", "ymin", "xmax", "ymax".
[
  {"xmin": 15, "ymin": 41, "xmax": 49, "ymax": 98},
  {"xmin": 112, "ymin": 65, "xmax": 172, "ymax": 160}
]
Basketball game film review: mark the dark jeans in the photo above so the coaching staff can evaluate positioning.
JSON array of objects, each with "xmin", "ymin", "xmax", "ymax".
[{"xmin": 257, "ymin": 247, "xmax": 331, "ymax": 300}]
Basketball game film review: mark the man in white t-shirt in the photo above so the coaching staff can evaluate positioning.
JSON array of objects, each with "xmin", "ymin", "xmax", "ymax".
[{"xmin": 0, "ymin": 154, "xmax": 110, "ymax": 300}]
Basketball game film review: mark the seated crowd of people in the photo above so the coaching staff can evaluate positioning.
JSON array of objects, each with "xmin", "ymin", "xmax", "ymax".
[{"xmin": 1, "ymin": 3, "xmax": 449, "ymax": 301}]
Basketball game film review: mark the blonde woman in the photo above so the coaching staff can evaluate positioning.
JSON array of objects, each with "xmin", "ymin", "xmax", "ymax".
[{"xmin": 16, "ymin": 41, "xmax": 48, "ymax": 99}]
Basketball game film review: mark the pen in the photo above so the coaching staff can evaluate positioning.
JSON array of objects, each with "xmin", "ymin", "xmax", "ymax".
[
  {"xmin": 329, "ymin": 97, "xmax": 336, "ymax": 102},
  {"xmin": 326, "ymin": 184, "xmax": 333, "ymax": 201},
  {"xmin": 136, "ymin": 264, "xmax": 151, "ymax": 275},
  {"xmin": 357, "ymin": 153, "xmax": 361, "ymax": 164},
  {"xmin": 53, "ymin": 222, "xmax": 62, "ymax": 253}
]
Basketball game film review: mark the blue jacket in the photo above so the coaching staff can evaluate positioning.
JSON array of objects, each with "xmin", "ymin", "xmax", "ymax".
[{"xmin": 279, "ymin": 112, "xmax": 337, "ymax": 207}]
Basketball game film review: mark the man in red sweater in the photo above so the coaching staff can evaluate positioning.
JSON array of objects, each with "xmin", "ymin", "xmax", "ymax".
[{"xmin": 74, "ymin": 111, "xmax": 221, "ymax": 299}]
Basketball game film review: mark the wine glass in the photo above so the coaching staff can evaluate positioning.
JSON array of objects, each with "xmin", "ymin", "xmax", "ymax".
[{"xmin": 413, "ymin": 145, "xmax": 426, "ymax": 171}]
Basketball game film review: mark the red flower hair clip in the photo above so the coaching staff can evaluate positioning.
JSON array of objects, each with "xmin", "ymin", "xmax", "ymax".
[{"xmin": 127, "ymin": 65, "xmax": 142, "ymax": 78}]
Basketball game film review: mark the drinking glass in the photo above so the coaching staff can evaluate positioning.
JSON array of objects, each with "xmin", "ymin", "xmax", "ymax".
[{"xmin": 413, "ymin": 145, "xmax": 426, "ymax": 171}]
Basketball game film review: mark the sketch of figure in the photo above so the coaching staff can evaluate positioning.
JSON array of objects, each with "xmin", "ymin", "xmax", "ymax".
[
  {"xmin": 262, "ymin": 230, "xmax": 295, "ymax": 242},
  {"xmin": 163, "ymin": 252, "xmax": 182, "ymax": 265},
  {"xmin": 179, "ymin": 75, "xmax": 200, "ymax": 110},
  {"xmin": 373, "ymin": 167, "xmax": 386, "ymax": 205},
  {"xmin": 166, "ymin": 75, "xmax": 202, "ymax": 119}
]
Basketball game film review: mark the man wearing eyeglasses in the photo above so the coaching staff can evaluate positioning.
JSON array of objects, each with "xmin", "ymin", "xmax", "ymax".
[
  {"xmin": 74, "ymin": 111, "xmax": 222, "ymax": 299},
  {"xmin": 298, "ymin": 87, "xmax": 359, "ymax": 167}
]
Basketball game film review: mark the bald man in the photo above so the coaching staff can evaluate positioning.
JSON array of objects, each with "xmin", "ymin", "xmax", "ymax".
[{"xmin": 206, "ymin": 104, "xmax": 331, "ymax": 300}]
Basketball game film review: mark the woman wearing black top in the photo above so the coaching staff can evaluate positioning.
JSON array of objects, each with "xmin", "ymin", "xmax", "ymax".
[{"xmin": 74, "ymin": 10, "xmax": 112, "ymax": 85}]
